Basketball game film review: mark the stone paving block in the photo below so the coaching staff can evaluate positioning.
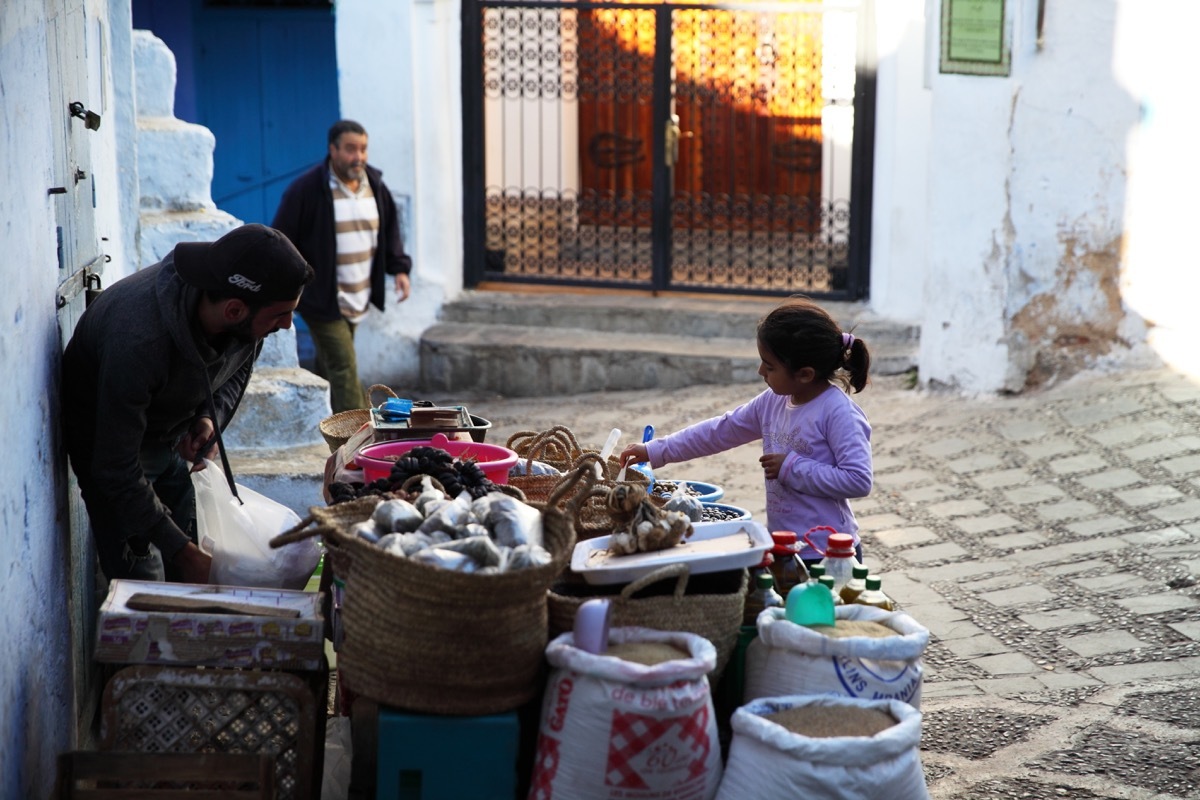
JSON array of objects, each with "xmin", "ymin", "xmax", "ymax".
[
  {"xmin": 1167, "ymin": 620, "xmax": 1200, "ymax": 641},
  {"xmin": 900, "ymin": 484, "xmax": 961, "ymax": 503},
  {"xmin": 1149, "ymin": 498, "xmax": 1200, "ymax": 524},
  {"xmin": 873, "ymin": 525, "xmax": 939, "ymax": 548},
  {"xmin": 998, "ymin": 420, "xmax": 1054, "ymax": 442},
  {"xmin": 895, "ymin": 542, "xmax": 970, "ymax": 564},
  {"xmin": 922, "ymin": 680, "xmax": 985, "ymax": 699},
  {"xmin": 1161, "ymin": 384, "xmax": 1200, "ymax": 404},
  {"xmin": 1040, "ymin": 558, "xmax": 1112, "ymax": 576},
  {"xmin": 879, "ymin": 573, "xmax": 945, "ymax": 606},
  {"xmin": 1071, "ymin": 572, "xmax": 1155, "ymax": 594},
  {"xmin": 946, "ymin": 454, "xmax": 1004, "ymax": 474},
  {"xmin": 921, "ymin": 436, "xmax": 974, "ymax": 457},
  {"xmin": 1003, "ymin": 484, "xmax": 1068, "ymax": 505},
  {"xmin": 1115, "ymin": 592, "xmax": 1199, "ymax": 615},
  {"xmin": 943, "ymin": 634, "xmax": 1010, "ymax": 658},
  {"xmin": 1164, "ymin": 454, "xmax": 1200, "ymax": 476},
  {"xmin": 1009, "ymin": 537, "xmax": 1128, "ymax": 567},
  {"xmin": 955, "ymin": 513, "xmax": 1021, "ymax": 534},
  {"xmin": 1114, "ymin": 485, "xmax": 1185, "ymax": 508},
  {"xmin": 1019, "ymin": 608, "xmax": 1103, "ymax": 630},
  {"xmin": 1060, "ymin": 630, "xmax": 1150, "ymax": 657},
  {"xmin": 1019, "ymin": 438, "xmax": 1079, "ymax": 461},
  {"xmin": 1088, "ymin": 419, "xmax": 1176, "ymax": 446},
  {"xmin": 1076, "ymin": 468, "xmax": 1146, "ymax": 491},
  {"xmin": 896, "ymin": 601, "xmax": 970, "ymax": 630},
  {"xmin": 921, "ymin": 560, "xmax": 1015, "ymax": 582},
  {"xmin": 872, "ymin": 453, "xmax": 909, "ymax": 471},
  {"xmin": 1063, "ymin": 515, "xmax": 1136, "ymax": 536},
  {"xmin": 927, "ymin": 498, "xmax": 992, "ymax": 518},
  {"xmin": 1123, "ymin": 436, "xmax": 1200, "ymax": 462},
  {"xmin": 1086, "ymin": 659, "xmax": 1197, "ymax": 684},
  {"xmin": 1058, "ymin": 396, "xmax": 1145, "ymax": 426},
  {"xmin": 1119, "ymin": 526, "xmax": 1193, "ymax": 547},
  {"xmin": 973, "ymin": 468, "xmax": 1034, "ymax": 489},
  {"xmin": 873, "ymin": 468, "xmax": 937, "ymax": 488},
  {"xmin": 926, "ymin": 618, "xmax": 987, "ymax": 641},
  {"xmin": 983, "ymin": 531, "xmax": 1049, "ymax": 550},
  {"xmin": 856, "ymin": 512, "xmax": 911, "ymax": 529},
  {"xmin": 1035, "ymin": 499, "xmax": 1100, "ymax": 522},
  {"xmin": 1034, "ymin": 669, "xmax": 1102, "ymax": 691},
  {"xmin": 970, "ymin": 675, "xmax": 1046, "ymax": 694},
  {"xmin": 978, "ymin": 585, "xmax": 1056, "ymax": 607},
  {"xmin": 1048, "ymin": 454, "xmax": 1109, "ymax": 475}
]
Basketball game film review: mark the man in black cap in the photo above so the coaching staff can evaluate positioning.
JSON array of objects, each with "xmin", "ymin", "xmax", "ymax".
[{"xmin": 62, "ymin": 224, "xmax": 315, "ymax": 584}]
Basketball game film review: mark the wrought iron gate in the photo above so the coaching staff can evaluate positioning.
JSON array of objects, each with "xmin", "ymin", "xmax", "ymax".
[{"xmin": 463, "ymin": 0, "xmax": 875, "ymax": 298}]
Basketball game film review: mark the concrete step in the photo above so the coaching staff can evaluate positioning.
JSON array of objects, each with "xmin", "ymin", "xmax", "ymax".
[
  {"xmin": 227, "ymin": 442, "xmax": 332, "ymax": 520},
  {"xmin": 420, "ymin": 291, "xmax": 918, "ymax": 397}
]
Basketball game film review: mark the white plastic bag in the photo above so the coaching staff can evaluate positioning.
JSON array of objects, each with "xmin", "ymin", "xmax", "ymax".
[{"xmin": 192, "ymin": 459, "xmax": 320, "ymax": 589}]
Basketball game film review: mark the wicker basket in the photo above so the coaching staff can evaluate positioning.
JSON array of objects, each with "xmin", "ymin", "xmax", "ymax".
[
  {"xmin": 318, "ymin": 384, "xmax": 398, "ymax": 453},
  {"xmin": 509, "ymin": 434, "xmax": 649, "ymax": 510},
  {"xmin": 548, "ymin": 562, "xmax": 747, "ymax": 681},
  {"xmin": 272, "ymin": 468, "xmax": 593, "ymax": 716}
]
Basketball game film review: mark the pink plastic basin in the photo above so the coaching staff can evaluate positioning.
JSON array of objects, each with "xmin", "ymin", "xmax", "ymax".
[{"xmin": 355, "ymin": 432, "xmax": 518, "ymax": 485}]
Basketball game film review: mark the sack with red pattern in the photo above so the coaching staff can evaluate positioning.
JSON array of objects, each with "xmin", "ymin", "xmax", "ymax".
[{"xmin": 527, "ymin": 627, "xmax": 722, "ymax": 800}]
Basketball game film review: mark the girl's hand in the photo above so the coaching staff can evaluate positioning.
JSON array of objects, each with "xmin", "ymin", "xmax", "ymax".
[
  {"xmin": 760, "ymin": 453, "xmax": 786, "ymax": 480},
  {"xmin": 620, "ymin": 443, "xmax": 649, "ymax": 467}
]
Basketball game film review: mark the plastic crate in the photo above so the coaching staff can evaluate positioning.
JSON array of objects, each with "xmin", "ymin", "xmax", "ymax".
[{"xmin": 101, "ymin": 664, "xmax": 324, "ymax": 800}]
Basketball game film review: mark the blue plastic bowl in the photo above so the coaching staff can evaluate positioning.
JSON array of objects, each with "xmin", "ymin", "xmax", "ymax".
[
  {"xmin": 654, "ymin": 479, "xmax": 723, "ymax": 503},
  {"xmin": 698, "ymin": 502, "xmax": 751, "ymax": 522}
]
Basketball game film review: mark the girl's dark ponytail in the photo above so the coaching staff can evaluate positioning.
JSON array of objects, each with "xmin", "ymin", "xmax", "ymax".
[{"xmin": 844, "ymin": 336, "xmax": 871, "ymax": 393}]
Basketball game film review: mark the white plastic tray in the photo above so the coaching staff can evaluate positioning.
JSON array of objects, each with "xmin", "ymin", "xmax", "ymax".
[{"xmin": 570, "ymin": 519, "xmax": 771, "ymax": 585}]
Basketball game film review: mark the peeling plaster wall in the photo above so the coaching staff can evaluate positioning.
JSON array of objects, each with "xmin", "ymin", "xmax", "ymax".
[{"xmin": 921, "ymin": 0, "xmax": 1143, "ymax": 393}]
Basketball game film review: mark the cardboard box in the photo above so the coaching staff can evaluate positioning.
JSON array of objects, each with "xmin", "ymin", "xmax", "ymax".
[{"xmin": 95, "ymin": 579, "xmax": 325, "ymax": 669}]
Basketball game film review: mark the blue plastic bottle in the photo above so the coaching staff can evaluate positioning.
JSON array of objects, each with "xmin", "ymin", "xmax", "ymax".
[{"xmin": 784, "ymin": 579, "xmax": 836, "ymax": 627}]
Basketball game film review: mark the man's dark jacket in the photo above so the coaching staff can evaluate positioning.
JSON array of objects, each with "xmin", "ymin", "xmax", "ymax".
[{"xmin": 272, "ymin": 160, "xmax": 411, "ymax": 323}]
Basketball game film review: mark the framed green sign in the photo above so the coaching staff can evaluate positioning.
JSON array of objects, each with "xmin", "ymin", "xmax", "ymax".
[{"xmin": 940, "ymin": 0, "xmax": 1010, "ymax": 76}]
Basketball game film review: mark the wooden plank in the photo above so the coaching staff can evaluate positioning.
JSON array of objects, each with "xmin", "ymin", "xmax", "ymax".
[{"xmin": 124, "ymin": 593, "xmax": 302, "ymax": 618}]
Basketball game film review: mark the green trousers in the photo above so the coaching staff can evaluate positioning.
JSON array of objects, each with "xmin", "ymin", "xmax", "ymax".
[{"xmin": 302, "ymin": 314, "xmax": 367, "ymax": 413}]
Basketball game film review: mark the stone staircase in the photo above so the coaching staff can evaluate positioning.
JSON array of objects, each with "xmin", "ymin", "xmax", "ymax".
[{"xmin": 419, "ymin": 290, "xmax": 919, "ymax": 397}]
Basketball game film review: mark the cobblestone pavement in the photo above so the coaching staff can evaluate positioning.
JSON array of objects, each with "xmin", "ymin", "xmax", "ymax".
[{"xmin": 456, "ymin": 363, "xmax": 1200, "ymax": 799}]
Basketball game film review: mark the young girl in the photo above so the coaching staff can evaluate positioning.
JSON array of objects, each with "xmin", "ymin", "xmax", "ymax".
[{"xmin": 619, "ymin": 296, "xmax": 873, "ymax": 562}]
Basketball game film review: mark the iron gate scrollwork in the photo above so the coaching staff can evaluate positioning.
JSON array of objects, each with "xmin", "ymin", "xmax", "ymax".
[{"xmin": 462, "ymin": 0, "xmax": 875, "ymax": 298}]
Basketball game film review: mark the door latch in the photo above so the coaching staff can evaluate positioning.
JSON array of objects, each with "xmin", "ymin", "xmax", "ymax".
[
  {"xmin": 663, "ymin": 114, "xmax": 693, "ymax": 168},
  {"xmin": 69, "ymin": 101, "xmax": 101, "ymax": 131}
]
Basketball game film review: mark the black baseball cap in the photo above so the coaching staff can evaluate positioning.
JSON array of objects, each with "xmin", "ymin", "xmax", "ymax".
[{"xmin": 173, "ymin": 224, "xmax": 312, "ymax": 303}]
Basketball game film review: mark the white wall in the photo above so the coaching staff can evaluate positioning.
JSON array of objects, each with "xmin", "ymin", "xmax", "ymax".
[
  {"xmin": 0, "ymin": 0, "xmax": 126, "ymax": 794},
  {"xmin": 916, "ymin": 0, "xmax": 1146, "ymax": 392},
  {"xmin": 335, "ymin": 0, "xmax": 464, "ymax": 391}
]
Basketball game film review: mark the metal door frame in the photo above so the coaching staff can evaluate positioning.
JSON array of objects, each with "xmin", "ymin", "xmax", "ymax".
[{"xmin": 462, "ymin": 0, "xmax": 875, "ymax": 299}]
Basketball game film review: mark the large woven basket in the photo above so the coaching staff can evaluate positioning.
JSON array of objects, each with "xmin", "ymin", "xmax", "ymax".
[
  {"xmin": 548, "ymin": 562, "xmax": 747, "ymax": 681},
  {"xmin": 272, "ymin": 468, "xmax": 592, "ymax": 716},
  {"xmin": 318, "ymin": 384, "xmax": 397, "ymax": 453}
]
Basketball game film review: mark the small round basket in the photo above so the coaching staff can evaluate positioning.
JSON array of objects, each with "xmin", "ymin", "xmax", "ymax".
[{"xmin": 319, "ymin": 384, "xmax": 397, "ymax": 453}]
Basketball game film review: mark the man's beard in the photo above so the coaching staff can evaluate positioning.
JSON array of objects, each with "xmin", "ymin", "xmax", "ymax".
[{"xmin": 226, "ymin": 315, "xmax": 259, "ymax": 344}]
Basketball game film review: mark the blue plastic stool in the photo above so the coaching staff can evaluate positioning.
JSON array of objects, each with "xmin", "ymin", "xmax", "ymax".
[{"xmin": 376, "ymin": 707, "xmax": 520, "ymax": 799}]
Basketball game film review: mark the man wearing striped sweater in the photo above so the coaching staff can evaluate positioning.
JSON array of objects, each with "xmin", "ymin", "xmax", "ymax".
[{"xmin": 273, "ymin": 119, "xmax": 412, "ymax": 412}]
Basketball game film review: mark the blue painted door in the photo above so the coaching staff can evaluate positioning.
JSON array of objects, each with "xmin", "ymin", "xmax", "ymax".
[{"xmin": 193, "ymin": 4, "xmax": 338, "ymax": 225}]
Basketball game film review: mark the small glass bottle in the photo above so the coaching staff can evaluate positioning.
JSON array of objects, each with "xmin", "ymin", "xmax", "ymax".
[
  {"xmin": 767, "ymin": 531, "xmax": 809, "ymax": 599},
  {"xmin": 839, "ymin": 565, "xmax": 870, "ymax": 605},
  {"xmin": 818, "ymin": 575, "xmax": 844, "ymax": 605},
  {"xmin": 853, "ymin": 577, "xmax": 895, "ymax": 611},
  {"xmin": 743, "ymin": 572, "xmax": 784, "ymax": 627},
  {"xmin": 805, "ymin": 563, "xmax": 825, "ymax": 586}
]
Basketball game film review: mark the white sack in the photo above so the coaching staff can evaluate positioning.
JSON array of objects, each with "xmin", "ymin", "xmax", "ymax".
[
  {"xmin": 744, "ymin": 605, "xmax": 929, "ymax": 708},
  {"xmin": 715, "ymin": 694, "xmax": 929, "ymax": 800},
  {"xmin": 528, "ymin": 627, "xmax": 723, "ymax": 800}
]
